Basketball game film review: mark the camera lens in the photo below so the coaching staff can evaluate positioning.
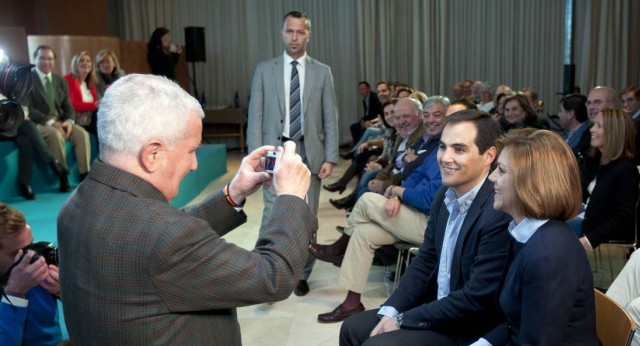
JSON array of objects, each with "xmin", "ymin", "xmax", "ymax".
[{"xmin": 0, "ymin": 99, "xmax": 24, "ymax": 137}]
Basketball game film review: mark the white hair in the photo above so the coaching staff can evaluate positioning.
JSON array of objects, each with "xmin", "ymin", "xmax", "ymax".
[{"xmin": 97, "ymin": 74, "xmax": 203, "ymax": 161}]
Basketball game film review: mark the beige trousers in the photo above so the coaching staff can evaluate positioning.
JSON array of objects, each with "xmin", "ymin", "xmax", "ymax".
[
  {"xmin": 338, "ymin": 192, "xmax": 428, "ymax": 293},
  {"xmin": 38, "ymin": 124, "xmax": 91, "ymax": 174}
]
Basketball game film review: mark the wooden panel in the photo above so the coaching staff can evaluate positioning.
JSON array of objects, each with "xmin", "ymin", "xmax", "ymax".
[
  {"xmin": 27, "ymin": 35, "xmax": 120, "ymax": 76},
  {"xmin": 0, "ymin": 27, "xmax": 28, "ymax": 63},
  {"xmin": 119, "ymin": 40, "xmax": 149, "ymax": 74}
]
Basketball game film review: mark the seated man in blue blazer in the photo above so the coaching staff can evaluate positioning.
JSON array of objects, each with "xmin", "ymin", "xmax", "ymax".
[{"xmin": 340, "ymin": 110, "xmax": 512, "ymax": 345}]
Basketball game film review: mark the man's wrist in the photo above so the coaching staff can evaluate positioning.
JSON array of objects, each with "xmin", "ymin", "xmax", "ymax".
[{"xmin": 3, "ymin": 289, "xmax": 26, "ymax": 298}]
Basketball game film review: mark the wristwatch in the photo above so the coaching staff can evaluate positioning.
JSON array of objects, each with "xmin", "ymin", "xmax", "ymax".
[{"xmin": 395, "ymin": 312, "xmax": 404, "ymax": 328}]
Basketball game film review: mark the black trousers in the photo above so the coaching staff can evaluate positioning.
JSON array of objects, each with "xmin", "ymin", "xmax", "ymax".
[
  {"xmin": 340, "ymin": 309, "xmax": 467, "ymax": 346},
  {"xmin": 0, "ymin": 120, "xmax": 56, "ymax": 186}
]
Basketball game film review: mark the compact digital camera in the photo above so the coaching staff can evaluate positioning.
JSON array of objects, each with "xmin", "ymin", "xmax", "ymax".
[{"xmin": 265, "ymin": 150, "xmax": 277, "ymax": 174}]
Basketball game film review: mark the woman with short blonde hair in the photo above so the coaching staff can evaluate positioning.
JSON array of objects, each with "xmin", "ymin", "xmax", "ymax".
[{"xmin": 475, "ymin": 129, "xmax": 598, "ymax": 345}]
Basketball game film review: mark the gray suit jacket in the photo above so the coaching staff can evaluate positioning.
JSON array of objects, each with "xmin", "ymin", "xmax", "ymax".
[
  {"xmin": 58, "ymin": 161, "xmax": 317, "ymax": 345},
  {"xmin": 247, "ymin": 54, "xmax": 339, "ymax": 173},
  {"xmin": 26, "ymin": 69, "xmax": 76, "ymax": 124}
]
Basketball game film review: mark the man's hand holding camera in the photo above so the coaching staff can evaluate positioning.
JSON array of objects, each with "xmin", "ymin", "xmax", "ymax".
[
  {"xmin": 227, "ymin": 141, "xmax": 310, "ymax": 204},
  {"xmin": 4, "ymin": 250, "xmax": 59, "ymax": 299}
]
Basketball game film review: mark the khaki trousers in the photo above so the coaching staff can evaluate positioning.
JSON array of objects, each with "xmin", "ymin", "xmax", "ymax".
[
  {"xmin": 338, "ymin": 192, "xmax": 428, "ymax": 293},
  {"xmin": 38, "ymin": 124, "xmax": 91, "ymax": 174}
]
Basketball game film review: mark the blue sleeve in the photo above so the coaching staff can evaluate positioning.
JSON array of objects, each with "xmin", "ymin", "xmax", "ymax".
[
  {"xmin": 0, "ymin": 297, "xmax": 27, "ymax": 346},
  {"xmin": 401, "ymin": 151, "xmax": 442, "ymax": 214}
]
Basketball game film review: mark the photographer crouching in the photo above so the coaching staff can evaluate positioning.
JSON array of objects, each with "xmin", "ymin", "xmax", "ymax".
[{"xmin": 0, "ymin": 203, "xmax": 62, "ymax": 346}]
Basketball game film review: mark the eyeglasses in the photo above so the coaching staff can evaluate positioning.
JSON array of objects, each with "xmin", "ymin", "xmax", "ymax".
[
  {"xmin": 0, "ymin": 99, "xmax": 25, "ymax": 137},
  {"xmin": 586, "ymin": 99, "xmax": 604, "ymax": 107}
]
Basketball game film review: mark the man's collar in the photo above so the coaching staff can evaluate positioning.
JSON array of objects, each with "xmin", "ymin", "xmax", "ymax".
[
  {"xmin": 283, "ymin": 52, "xmax": 307, "ymax": 67},
  {"xmin": 34, "ymin": 67, "xmax": 51, "ymax": 80},
  {"xmin": 444, "ymin": 174, "xmax": 488, "ymax": 214}
]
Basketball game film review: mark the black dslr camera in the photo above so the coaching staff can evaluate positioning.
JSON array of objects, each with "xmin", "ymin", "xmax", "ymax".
[
  {"xmin": 21, "ymin": 242, "xmax": 59, "ymax": 266},
  {"xmin": 0, "ymin": 56, "xmax": 34, "ymax": 136}
]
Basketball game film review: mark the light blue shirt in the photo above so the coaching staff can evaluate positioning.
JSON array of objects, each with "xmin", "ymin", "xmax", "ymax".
[
  {"xmin": 436, "ymin": 177, "xmax": 485, "ymax": 299},
  {"xmin": 378, "ymin": 175, "xmax": 487, "ymax": 318},
  {"xmin": 508, "ymin": 218, "xmax": 548, "ymax": 244}
]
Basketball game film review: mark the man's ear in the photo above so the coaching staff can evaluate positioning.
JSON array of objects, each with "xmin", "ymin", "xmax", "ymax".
[
  {"xmin": 484, "ymin": 146, "xmax": 497, "ymax": 166},
  {"xmin": 139, "ymin": 141, "xmax": 162, "ymax": 173}
]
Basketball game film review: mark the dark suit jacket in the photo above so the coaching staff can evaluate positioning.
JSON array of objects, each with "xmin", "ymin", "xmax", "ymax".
[
  {"xmin": 58, "ymin": 161, "xmax": 317, "ymax": 345},
  {"xmin": 582, "ymin": 157, "xmax": 639, "ymax": 247},
  {"xmin": 26, "ymin": 69, "xmax": 76, "ymax": 125},
  {"xmin": 363, "ymin": 92, "xmax": 381, "ymax": 121},
  {"xmin": 384, "ymin": 179, "xmax": 512, "ymax": 342},
  {"xmin": 484, "ymin": 220, "xmax": 599, "ymax": 345}
]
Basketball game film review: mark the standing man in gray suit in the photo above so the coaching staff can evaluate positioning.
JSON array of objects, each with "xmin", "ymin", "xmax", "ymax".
[{"xmin": 248, "ymin": 10, "xmax": 339, "ymax": 296}]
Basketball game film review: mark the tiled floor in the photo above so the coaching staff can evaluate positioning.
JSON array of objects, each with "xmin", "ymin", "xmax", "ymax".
[
  {"xmin": 191, "ymin": 151, "xmax": 389, "ymax": 346},
  {"xmin": 193, "ymin": 150, "xmax": 632, "ymax": 345}
]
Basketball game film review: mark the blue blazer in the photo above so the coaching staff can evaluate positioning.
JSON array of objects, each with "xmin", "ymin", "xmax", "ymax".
[
  {"xmin": 384, "ymin": 178, "xmax": 512, "ymax": 342},
  {"xmin": 484, "ymin": 220, "xmax": 599, "ymax": 345}
]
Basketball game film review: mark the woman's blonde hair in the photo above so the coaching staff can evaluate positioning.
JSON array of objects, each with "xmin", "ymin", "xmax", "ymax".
[
  {"xmin": 594, "ymin": 108, "xmax": 636, "ymax": 164},
  {"xmin": 70, "ymin": 51, "xmax": 97, "ymax": 87},
  {"xmin": 498, "ymin": 129, "xmax": 582, "ymax": 221},
  {"xmin": 95, "ymin": 49, "xmax": 122, "ymax": 75}
]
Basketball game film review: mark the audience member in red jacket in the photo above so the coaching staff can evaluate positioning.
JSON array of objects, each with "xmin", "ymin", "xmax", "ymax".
[{"xmin": 64, "ymin": 51, "xmax": 99, "ymax": 136}]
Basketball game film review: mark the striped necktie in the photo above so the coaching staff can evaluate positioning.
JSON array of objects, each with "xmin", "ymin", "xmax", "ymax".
[
  {"xmin": 45, "ymin": 75, "xmax": 56, "ymax": 114},
  {"xmin": 289, "ymin": 61, "xmax": 302, "ymax": 141}
]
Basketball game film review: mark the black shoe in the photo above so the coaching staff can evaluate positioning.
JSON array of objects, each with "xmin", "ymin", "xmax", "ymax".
[
  {"xmin": 294, "ymin": 280, "xmax": 310, "ymax": 296},
  {"xmin": 19, "ymin": 184, "xmax": 36, "ymax": 200},
  {"xmin": 79, "ymin": 173, "xmax": 89, "ymax": 182},
  {"xmin": 329, "ymin": 194, "xmax": 356, "ymax": 210},
  {"xmin": 49, "ymin": 161, "xmax": 69, "ymax": 179},
  {"xmin": 323, "ymin": 182, "xmax": 346, "ymax": 194},
  {"xmin": 336, "ymin": 226, "xmax": 345, "ymax": 234},
  {"xmin": 339, "ymin": 151, "xmax": 354, "ymax": 160},
  {"xmin": 59, "ymin": 176, "xmax": 71, "ymax": 193}
]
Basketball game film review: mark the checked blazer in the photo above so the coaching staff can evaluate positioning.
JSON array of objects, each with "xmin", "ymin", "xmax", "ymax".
[{"xmin": 58, "ymin": 161, "xmax": 317, "ymax": 345}]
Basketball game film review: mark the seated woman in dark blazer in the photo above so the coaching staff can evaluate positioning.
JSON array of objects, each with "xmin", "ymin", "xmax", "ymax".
[
  {"xmin": 95, "ymin": 49, "xmax": 125, "ymax": 99},
  {"xmin": 579, "ymin": 108, "xmax": 639, "ymax": 250},
  {"xmin": 472, "ymin": 129, "xmax": 598, "ymax": 345}
]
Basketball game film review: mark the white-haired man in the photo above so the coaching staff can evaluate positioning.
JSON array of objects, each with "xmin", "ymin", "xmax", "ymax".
[{"xmin": 58, "ymin": 74, "xmax": 316, "ymax": 345}]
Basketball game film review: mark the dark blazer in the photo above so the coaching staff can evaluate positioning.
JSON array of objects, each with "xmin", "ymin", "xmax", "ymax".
[
  {"xmin": 363, "ymin": 92, "xmax": 382, "ymax": 121},
  {"xmin": 484, "ymin": 220, "xmax": 599, "ymax": 345},
  {"xmin": 582, "ymin": 157, "xmax": 639, "ymax": 247},
  {"xmin": 383, "ymin": 179, "xmax": 512, "ymax": 342},
  {"xmin": 58, "ymin": 161, "xmax": 317, "ymax": 345},
  {"xmin": 26, "ymin": 69, "xmax": 76, "ymax": 125}
]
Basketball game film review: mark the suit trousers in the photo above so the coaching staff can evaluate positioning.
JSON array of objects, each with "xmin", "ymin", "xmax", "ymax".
[
  {"xmin": 339, "ymin": 309, "xmax": 461, "ymax": 346},
  {"xmin": 261, "ymin": 137, "xmax": 319, "ymax": 281},
  {"xmin": 339, "ymin": 192, "xmax": 427, "ymax": 293},
  {"xmin": 37, "ymin": 124, "xmax": 91, "ymax": 174},
  {"xmin": 0, "ymin": 120, "xmax": 57, "ymax": 186},
  {"xmin": 606, "ymin": 250, "xmax": 640, "ymax": 346}
]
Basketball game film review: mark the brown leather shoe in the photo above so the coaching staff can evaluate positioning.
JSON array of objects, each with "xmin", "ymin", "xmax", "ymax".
[
  {"xmin": 309, "ymin": 243, "xmax": 344, "ymax": 266},
  {"xmin": 317, "ymin": 303, "xmax": 365, "ymax": 323}
]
